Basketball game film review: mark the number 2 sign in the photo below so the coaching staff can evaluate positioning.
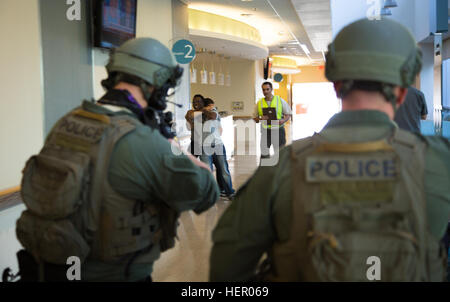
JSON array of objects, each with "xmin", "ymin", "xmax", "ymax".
[{"xmin": 172, "ymin": 39, "xmax": 196, "ymax": 64}]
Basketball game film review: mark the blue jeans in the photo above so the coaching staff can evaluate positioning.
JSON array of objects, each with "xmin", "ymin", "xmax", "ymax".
[{"xmin": 200, "ymin": 145, "xmax": 235, "ymax": 195}]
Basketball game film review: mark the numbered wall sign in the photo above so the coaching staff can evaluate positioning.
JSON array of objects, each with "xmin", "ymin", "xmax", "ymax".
[{"xmin": 172, "ymin": 39, "xmax": 196, "ymax": 64}]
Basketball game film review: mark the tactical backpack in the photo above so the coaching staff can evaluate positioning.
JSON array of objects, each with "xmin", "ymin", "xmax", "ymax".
[
  {"xmin": 267, "ymin": 128, "xmax": 447, "ymax": 282},
  {"xmin": 16, "ymin": 101, "xmax": 173, "ymax": 271}
]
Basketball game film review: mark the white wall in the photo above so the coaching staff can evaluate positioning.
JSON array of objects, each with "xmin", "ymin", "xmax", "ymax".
[
  {"xmin": 444, "ymin": 39, "xmax": 450, "ymax": 61},
  {"xmin": 254, "ymin": 59, "xmax": 266, "ymax": 103},
  {"xmin": 191, "ymin": 57, "xmax": 256, "ymax": 117},
  {"xmin": 137, "ymin": 0, "xmax": 173, "ymax": 45},
  {"xmin": 330, "ymin": 0, "xmax": 370, "ymax": 38},
  {"xmin": 0, "ymin": 0, "xmax": 44, "ymax": 191},
  {"xmin": 330, "ymin": 0, "xmax": 438, "ymax": 121},
  {"xmin": 93, "ymin": 49, "xmax": 109, "ymax": 100},
  {"xmin": 413, "ymin": 0, "xmax": 432, "ymax": 42},
  {"xmin": 444, "ymin": 58, "xmax": 450, "ymax": 108},
  {"xmin": 330, "ymin": 0, "xmax": 432, "ymax": 43}
]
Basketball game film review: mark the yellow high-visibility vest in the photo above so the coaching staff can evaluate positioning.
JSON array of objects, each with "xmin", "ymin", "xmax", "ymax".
[{"xmin": 257, "ymin": 95, "xmax": 283, "ymax": 129}]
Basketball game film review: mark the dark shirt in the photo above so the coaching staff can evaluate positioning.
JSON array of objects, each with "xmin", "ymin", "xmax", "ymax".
[{"xmin": 394, "ymin": 87, "xmax": 428, "ymax": 133}]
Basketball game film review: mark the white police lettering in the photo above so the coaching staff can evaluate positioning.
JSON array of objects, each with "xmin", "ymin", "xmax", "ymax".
[
  {"xmin": 306, "ymin": 155, "xmax": 397, "ymax": 182},
  {"xmin": 66, "ymin": 0, "xmax": 81, "ymax": 21},
  {"xmin": 366, "ymin": 256, "xmax": 381, "ymax": 281},
  {"xmin": 66, "ymin": 256, "xmax": 81, "ymax": 281},
  {"xmin": 181, "ymin": 286, "xmax": 215, "ymax": 300}
]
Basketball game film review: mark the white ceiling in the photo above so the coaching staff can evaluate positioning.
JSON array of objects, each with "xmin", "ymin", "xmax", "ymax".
[
  {"xmin": 185, "ymin": 0, "xmax": 332, "ymax": 65},
  {"xmin": 291, "ymin": 0, "xmax": 332, "ymax": 52},
  {"xmin": 189, "ymin": 29, "xmax": 269, "ymax": 60}
]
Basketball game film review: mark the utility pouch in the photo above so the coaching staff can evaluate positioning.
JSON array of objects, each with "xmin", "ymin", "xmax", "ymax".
[
  {"xmin": 17, "ymin": 147, "xmax": 92, "ymax": 264},
  {"xmin": 21, "ymin": 149, "xmax": 90, "ymax": 219},
  {"xmin": 157, "ymin": 203, "xmax": 180, "ymax": 252}
]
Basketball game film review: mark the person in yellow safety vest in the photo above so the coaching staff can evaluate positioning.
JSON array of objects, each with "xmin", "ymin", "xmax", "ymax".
[{"xmin": 253, "ymin": 82, "xmax": 292, "ymax": 159}]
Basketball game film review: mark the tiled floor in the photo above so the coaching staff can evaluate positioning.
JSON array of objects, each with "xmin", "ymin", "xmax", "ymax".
[{"xmin": 152, "ymin": 153, "xmax": 260, "ymax": 282}]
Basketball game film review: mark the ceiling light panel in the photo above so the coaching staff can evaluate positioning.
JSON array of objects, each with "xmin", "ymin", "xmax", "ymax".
[
  {"xmin": 291, "ymin": 0, "xmax": 332, "ymax": 53},
  {"xmin": 188, "ymin": 0, "xmax": 297, "ymax": 47}
]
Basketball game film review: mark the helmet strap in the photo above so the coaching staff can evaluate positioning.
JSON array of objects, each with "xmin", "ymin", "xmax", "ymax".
[
  {"xmin": 139, "ymin": 81, "xmax": 153, "ymax": 104},
  {"xmin": 381, "ymin": 83, "xmax": 398, "ymax": 112}
]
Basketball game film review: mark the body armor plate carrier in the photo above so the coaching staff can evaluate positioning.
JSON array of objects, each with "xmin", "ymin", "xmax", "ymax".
[
  {"xmin": 17, "ymin": 101, "xmax": 177, "ymax": 271},
  {"xmin": 266, "ymin": 128, "xmax": 447, "ymax": 281}
]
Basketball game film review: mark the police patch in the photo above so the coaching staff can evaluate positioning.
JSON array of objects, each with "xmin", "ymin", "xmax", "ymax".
[
  {"xmin": 306, "ymin": 154, "xmax": 398, "ymax": 182},
  {"xmin": 54, "ymin": 115, "xmax": 106, "ymax": 144}
]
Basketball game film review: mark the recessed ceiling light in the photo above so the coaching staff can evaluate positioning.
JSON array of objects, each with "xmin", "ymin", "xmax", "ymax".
[
  {"xmin": 240, "ymin": 13, "xmax": 253, "ymax": 17},
  {"xmin": 241, "ymin": 0, "xmax": 253, "ymax": 2}
]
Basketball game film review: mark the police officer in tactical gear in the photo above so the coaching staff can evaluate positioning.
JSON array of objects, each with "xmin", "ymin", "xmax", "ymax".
[
  {"xmin": 14, "ymin": 38, "xmax": 219, "ymax": 282},
  {"xmin": 210, "ymin": 18, "xmax": 450, "ymax": 282}
]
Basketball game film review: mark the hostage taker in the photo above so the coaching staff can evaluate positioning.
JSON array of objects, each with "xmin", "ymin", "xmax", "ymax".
[
  {"xmin": 200, "ymin": 98, "xmax": 236, "ymax": 200},
  {"xmin": 11, "ymin": 38, "xmax": 219, "ymax": 282},
  {"xmin": 210, "ymin": 18, "xmax": 450, "ymax": 282},
  {"xmin": 185, "ymin": 94, "xmax": 205, "ymax": 156}
]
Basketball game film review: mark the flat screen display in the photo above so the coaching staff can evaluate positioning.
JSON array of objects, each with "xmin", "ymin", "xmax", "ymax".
[{"xmin": 94, "ymin": 0, "xmax": 137, "ymax": 49}]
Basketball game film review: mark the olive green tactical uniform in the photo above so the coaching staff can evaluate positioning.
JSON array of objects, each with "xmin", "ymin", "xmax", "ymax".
[
  {"xmin": 16, "ymin": 37, "xmax": 219, "ymax": 282},
  {"xmin": 81, "ymin": 102, "xmax": 219, "ymax": 281},
  {"xmin": 18, "ymin": 101, "xmax": 219, "ymax": 282},
  {"xmin": 210, "ymin": 17, "xmax": 449, "ymax": 282},
  {"xmin": 210, "ymin": 110, "xmax": 450, "ymax": 281}
]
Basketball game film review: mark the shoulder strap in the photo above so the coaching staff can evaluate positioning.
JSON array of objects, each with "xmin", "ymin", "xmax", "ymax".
[
  {"xmin": 289, "ymin": 136, "xmax": 321, "ymax": 280},
  {"xmin": 391, "ymin": 128, "xmax": 429, "ymax": 280},
  {"xmin": 83, "ymin": 114, "xmax": 139, "ymax": 250}
]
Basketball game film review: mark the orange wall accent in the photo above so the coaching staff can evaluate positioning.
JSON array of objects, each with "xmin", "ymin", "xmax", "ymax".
[
  {"xmin": 273, "ymin": 74, "xmax": 289, "ymax": 102},
  {"xmin": 0, "ymin": 186, "xmax": 20, "ymax": 197},
  {"xmin": 291, "ymin": 66, "xmax": 328, "ymax": 83}
]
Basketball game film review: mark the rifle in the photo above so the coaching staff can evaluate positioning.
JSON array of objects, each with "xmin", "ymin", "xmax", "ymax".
[{"xmin": 144, "ymin": 108, "xmax": 177, "ymax": 140}]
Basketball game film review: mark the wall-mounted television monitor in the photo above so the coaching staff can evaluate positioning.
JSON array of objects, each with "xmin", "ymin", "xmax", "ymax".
[
  {"xmin": 263, "ymin": 57, "xmax": 271, "ymax": 80},
  {"xmin": 93, "ymin": 0, "xmax": 137, "ymax": 49}
]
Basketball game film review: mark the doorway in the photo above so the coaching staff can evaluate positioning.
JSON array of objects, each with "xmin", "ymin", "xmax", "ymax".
[{"xmin": 291, "ymin": 82, "xmax": 341, "ymax": 140}]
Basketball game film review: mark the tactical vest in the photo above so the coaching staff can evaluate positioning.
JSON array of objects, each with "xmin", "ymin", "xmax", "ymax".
[
  {"xmin": 257, "ymin": 96, "xmax": 283, "ymax": 129},
  {"xmin": 16, "ymin": 101, "xmax": 174, "ymax": 269},
  {"xmin": 266, "ymin": 128, "xmax": 447, "ymax": 281}
]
